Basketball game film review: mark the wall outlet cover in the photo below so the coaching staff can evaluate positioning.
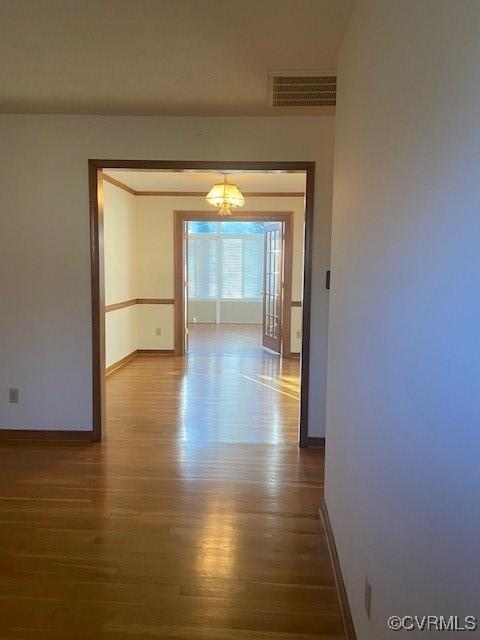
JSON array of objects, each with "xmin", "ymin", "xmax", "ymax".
[{"xmin": 9, "ymin": 388, "xmax": 19, "ymax": 404}]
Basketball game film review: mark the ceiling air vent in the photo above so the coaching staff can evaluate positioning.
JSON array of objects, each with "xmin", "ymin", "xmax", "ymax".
[{"xmin": 268, "ymin": 71, "xmax": 336, "ymax": 108}]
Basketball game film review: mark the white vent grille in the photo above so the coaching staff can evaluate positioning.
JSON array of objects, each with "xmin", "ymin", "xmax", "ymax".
[{"xmin": 269, "ymin": 72, "xmax": 336, "ymax": 108}]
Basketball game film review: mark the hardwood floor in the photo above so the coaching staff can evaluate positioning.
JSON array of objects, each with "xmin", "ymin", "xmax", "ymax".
[
  {"xmin": 0, "ymin": 326, "xmax": 344, "ymax": 639},
  {"xmin": 187, "ymin": 323, "xmax": 267, "ymax": 356}
]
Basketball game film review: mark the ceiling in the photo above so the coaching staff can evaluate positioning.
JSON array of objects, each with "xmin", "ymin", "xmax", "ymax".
[
  {"xmin": 0, "ymin": 0, "xmax": 353, "ymax": 116},
  {"xmin": 104, "ymin": 170, "xmax": 306, "ymax": 192}
]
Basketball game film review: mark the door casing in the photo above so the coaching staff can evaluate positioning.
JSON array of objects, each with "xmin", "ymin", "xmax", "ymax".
[
  {"xmin": 88, "ymin": 159, "xmax": 315, "ymax": 447},
  {"xmin": 175, "ymin": 211, "xmax": 293, "ymax": 357}
]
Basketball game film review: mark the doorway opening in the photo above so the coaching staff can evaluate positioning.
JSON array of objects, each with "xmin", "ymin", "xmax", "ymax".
[
  {"xmin": 178, "ymin": 213, "xmax": 294, "ymax": 357},
  {"xmin": 185, "ymin": 217, "xmax": 286, "ymax": 358},
  {"xmin": 89, "ymin": 160, "xmax": 315, "ymax": 446}
]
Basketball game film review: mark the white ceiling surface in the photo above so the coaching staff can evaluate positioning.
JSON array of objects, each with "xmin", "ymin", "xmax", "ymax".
[
  {"xmin": 104, "ymin": 170, "xmax": 306, "ymax": 193},
  {"xmin": 0, "ymin": 0, "xmax": 353, "ymax": 116}
]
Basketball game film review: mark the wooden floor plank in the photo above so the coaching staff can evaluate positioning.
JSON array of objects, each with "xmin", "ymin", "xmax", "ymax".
[{"xmin": 0, "ymin": 325, "xmax": 342, "ymax": 639}]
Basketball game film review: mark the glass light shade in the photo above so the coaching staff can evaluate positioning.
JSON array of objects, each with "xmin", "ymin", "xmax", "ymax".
[{"xmin": 205, "ymin": 179, "xmax": 245, "ymax": 215}]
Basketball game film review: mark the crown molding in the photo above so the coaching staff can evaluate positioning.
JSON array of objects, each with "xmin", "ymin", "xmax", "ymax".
[{"xmin": 102, "ymin": 173, "xmax": 304, "ymax": 198}]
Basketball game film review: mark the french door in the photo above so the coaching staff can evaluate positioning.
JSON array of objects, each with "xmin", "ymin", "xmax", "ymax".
[{"xmin": 262, "ymin": 222, "xmax": 283, "ymax": 353}]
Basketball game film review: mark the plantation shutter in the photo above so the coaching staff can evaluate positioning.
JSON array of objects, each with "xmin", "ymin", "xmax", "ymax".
[
  {"xmin": 188, "ymin": 237, "xmax": 217, "ymax": 298},
  {"xmin": 221, "ymin": 237, "xmax": 263, "ymax": 298},
  {"xmin": 243, "ymin": 238, "xmax": 263, "ymax": 298},
  {"xmin": 188, "ymin": 228, "xmax": 263, "ymax": 299}
]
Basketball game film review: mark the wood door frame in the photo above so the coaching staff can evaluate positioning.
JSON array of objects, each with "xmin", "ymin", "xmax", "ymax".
[
  {"xmin": 175, "ymin": 211, "xmax": 293, "ymax": 357},
  {"xmin": 89, "ymin": 159, "xmax": 315, "ymax": 446}
]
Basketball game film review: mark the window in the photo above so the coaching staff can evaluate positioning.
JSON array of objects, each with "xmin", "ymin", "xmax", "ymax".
[
  {"xmin": 187, "ymin": 220, "xmax": 217, "ymax": 234},
  {"xmin": 221, "ymin": 237, "xmax": 263, "ymax": 298},
  {"xmin": 188, "ymin": 236, "xmax": 217, "ymax": 298},
  {"xmin": 187, "ymin": 222, "xmax": 264, "ymax": 300},
  {"xmin": 219, "ymin": 221, "xmax": 264, "ymax": 235}
]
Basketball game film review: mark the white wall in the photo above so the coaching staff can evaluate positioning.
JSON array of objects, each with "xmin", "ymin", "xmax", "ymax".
[
  {"xmin": 0, "ymin": 115, "xmax": 334, "ymax": 433},
  {"xmin": 217, "ymin": 300, "xmax": 262, "ymax": 324},
  {"xmin": 326, "ymin": 1, "xmax": 480, "ymax": 637},
  {"xmin": 188, "ymin": 300, "xmax": 216, "ymax": 323},
  {"xmin": 137, "ymin": 304, "xmax": 174, "ymax": 351},
  {"xmin": 105, "ymin": 307, "xmax": 137, "ymax": 367},
  {"xmin": 188, "ymin": 300, "xmax": 263, "ymax": 324},
  {"xmin": 103, "ymin": 181, "xmax": 137, "ymax": 367}
]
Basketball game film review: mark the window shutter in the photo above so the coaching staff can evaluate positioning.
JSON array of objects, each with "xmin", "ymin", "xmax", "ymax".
[
  {"xmin": 188, "ymin": 237, "xmax": 217, "ymax": 298},
  {"xmin": 221, "ymin": 238, "xmax": 243, "ymax": 298},
  {"xmin": 243, "ymin": 238, "xmax": 263, "ymax": 298},
  {"xmin": 188, "ymin": 227, "xmax": 264, "ymax": 300}
]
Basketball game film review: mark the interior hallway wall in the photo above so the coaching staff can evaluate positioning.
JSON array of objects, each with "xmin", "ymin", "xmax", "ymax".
[
  {"xmin": 0, "ymin": 115, "xmax": 333, "ymax": 435},
  {"xmin": 326, "ymin": 1, "xmax": 480, "ymax": 637},
  {"xmin": 103, "ymin": 181, "xmax": 137, "ymax": 367}
]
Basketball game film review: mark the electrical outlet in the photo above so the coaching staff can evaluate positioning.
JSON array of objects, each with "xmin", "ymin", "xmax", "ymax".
[
  {"xmin": 155, "ymin": 328, "xmax": 162, "ymax": 336},
  {"xmin": 364, "ymin": 578, "xmax": 372, "ymax": 618},
  {"xmin": 296, "ymin": 330, "xmax": 302, "ymax": 339},
  {"xmin": 9, "ymin": 388, "xmax": 19, "ymax": 404},
  {"xmin": 192, "ymin": 317, "xmax": 197, "ymax": 323}
]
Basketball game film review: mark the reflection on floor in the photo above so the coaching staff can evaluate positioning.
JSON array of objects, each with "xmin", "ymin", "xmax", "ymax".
[
  {"xmin": 0, "ymin": 324, "xmax": 344, "ymax": 639},
  {"xmin": 186, "ymin": 324, "xmax": 301, "ymax": 439},
  {"xmin": 188, "ymin": 322, "xmax": 266, "ymax": 356}
]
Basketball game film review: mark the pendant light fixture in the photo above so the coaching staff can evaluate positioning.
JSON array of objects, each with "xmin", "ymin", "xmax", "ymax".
[{"xmin": 205, "ymin": 174, "xmax": 245, "ymax": 215}]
